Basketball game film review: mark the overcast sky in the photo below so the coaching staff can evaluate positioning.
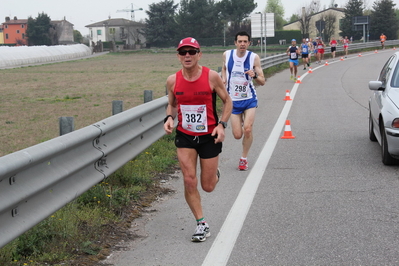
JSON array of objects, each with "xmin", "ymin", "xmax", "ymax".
[{"xmin": 1, "ymin": 0, "xmax": 398, "ymax": 36}]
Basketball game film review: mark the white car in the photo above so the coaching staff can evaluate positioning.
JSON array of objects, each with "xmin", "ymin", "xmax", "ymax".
[{"xmin": 369, "ymin": 52, "xmax": 399, "ymax": 165}]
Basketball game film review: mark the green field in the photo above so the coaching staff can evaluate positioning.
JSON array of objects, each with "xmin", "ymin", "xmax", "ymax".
[{"xmin": 0, "ymin": 50, "xmax": 225, "ymax": 157}]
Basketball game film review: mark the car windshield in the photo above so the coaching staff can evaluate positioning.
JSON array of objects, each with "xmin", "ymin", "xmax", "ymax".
[
  {"xmin": 378, "ymin": 55, "xmax": 395, "ymax": 86},
  {"xmin": 392, "ymin": 60, "xmax": 399, "ymax": 88}
]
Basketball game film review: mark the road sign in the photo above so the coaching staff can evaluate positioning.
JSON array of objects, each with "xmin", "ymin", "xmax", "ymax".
[{"xmin": 251, "ymin": 13, "xmax": 275, "ymax": 38}]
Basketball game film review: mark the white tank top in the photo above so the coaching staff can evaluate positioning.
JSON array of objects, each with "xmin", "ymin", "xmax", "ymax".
[{"xmin": 224, "ymin": 49, "xmax": 257, "ymax": 102}]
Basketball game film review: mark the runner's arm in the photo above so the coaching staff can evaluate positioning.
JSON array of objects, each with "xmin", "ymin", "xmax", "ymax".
[
  {"xmin": 252, "ymin": 55, "xmax": 265, "ymax": 86},
  {"xmin": 221, "ymin": 51, "xmax": 227, "ymax": 85},
  {"xmin": 164, "ymin": 75, "xmax": 177, "ymax": 135},
  {"xmin": 209, "ymin": 70, "xmax": 232, "ymax": 143}
]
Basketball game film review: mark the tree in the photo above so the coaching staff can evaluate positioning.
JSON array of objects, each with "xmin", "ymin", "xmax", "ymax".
[
  {"xmin": 143, "ymin": 0, "xmax": 179, "ymax": 47},
  {"xmin": 142, "ymin": 0, "xmax": 257, "ymax": 46},
  {"xmin": 296, "ymin": 0, "xmax": 321, "ymax": 38},
  {"xmin": 369, "ymin": 0, "xmax": 398, "ymax": 40},
  {"xmin": 26, "ymin": 12, "xmax": 52, "ymax": 46},
  {"xmin": 73, "ymin": 30, "xmax": 83, "ymax": 43},
  {"xmin": 175, "ymin": 0, "xmax": 223, "ymax": 39},
  {"xmin": 218, "ymin": 0, "xmax": 257, "ymax": 37},
  {"xmin": 288, "ymin": 14, "xmax": 300, "ymax": 23},
  {"xmin": 340, "ymin": 0, "xmax": 364, "ymax": 40},
  {"xmin": 265, "ymin": 0, "xmax": 286, "ymax": 30},
  {"xmin": 319, "ymin": 11, "xmax": 338, "ymax": 41}
]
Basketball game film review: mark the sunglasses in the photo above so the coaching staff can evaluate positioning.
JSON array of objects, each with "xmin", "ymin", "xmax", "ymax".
[{"xmin": 178, "ymin": 49, "xmax": 199, "ymax": 56}]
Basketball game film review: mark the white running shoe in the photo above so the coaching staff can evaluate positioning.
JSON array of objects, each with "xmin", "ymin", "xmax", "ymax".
[{"xmin": 191, "ymin": 222, "xmax": 210, "ymax": 242}]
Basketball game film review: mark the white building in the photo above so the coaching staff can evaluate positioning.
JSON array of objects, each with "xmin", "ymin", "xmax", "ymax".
[
  {"xmin": 85, "ymin": 18, "xmax": 145, "ymax": 48},
  {"xmin": 283, "ymin": 8, "xmax": 345, "ymax": 41}
]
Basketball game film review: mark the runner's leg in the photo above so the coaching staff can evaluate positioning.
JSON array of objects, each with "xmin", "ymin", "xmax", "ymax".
[
  {"xmin": 241, "ymin": 107, "xmax": 256, "ymax": 158},
  {"xmin": 177, "ymin": 148, "xmax": 203, "ymax": 220}
]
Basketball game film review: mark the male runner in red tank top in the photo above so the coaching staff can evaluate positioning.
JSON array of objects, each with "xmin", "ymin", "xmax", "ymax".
[{"xmin": 164, "ymin": 37, "xmax": 232, "ymax": 242}]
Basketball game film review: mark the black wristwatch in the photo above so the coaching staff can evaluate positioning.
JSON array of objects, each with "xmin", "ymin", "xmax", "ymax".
[
  {"xmin": 253, "ymin": 71, "xmax": 258, "ymax": 79},
  {"xmin": 164, "ymin": 115, "xmax": 174, "ymax": 123},
  {"xmin": 218, "ymin": 121, "xmax": 227, "ymax": 128}
]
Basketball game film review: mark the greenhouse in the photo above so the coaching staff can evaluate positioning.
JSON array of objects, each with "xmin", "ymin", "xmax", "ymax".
[{"xmin": 0, "ymin": 44, "xmax": 92, "ymax": 69}]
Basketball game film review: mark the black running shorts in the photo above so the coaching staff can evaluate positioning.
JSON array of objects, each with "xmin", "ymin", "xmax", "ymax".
[{"xmin": 175, "ymin": 129, "xmax": 222, "ymax": 159}]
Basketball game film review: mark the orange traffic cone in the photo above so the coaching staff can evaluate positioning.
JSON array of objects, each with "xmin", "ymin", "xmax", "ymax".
[
  {"xmin": 295, "ymin": 76, "xmax": 302, "ymax": 84},
  {"xmin": 358, "ymin": 53, "xmax": 362, "ymax": 57},
  {"xmin": 283, "ymin": 90, "xmax": 292, "ymax": 101},
  {"xmin": 375, "ymin": 50, "xmax": 378, "ymax": 53},
  {"xmin": 308, "ymin": 67, "xmax": 313, "ymax": 73},
  {"xmin": 340, "ymin": 57, "xmax": 344, "ymax": 61},
  {"xmin": 281, "ymin": 120, "xmax": 295, "ymax": 139},
  {"xmin": 394, "ymin": 47, "xmax": 396, "ymax": 50},
  {"xmin": 324, "ymin": 61, "xmax": 329, "ymax": 66}
]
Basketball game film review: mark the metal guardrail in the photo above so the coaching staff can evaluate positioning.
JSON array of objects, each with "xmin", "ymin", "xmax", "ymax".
[
  {"xmin": 1, "ymin": 39, "xmax": 399, "ymax": 249},
  {"xmin": 0, "ymin": 96, "xmax": 168, "ymax": 248}
]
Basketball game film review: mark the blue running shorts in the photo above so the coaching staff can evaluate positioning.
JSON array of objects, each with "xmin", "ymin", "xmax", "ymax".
[
  {"xmin": 289, "ymin": 59, "xmax": 299, "ymax": 66},
  {"xmin": 232, "ymin": 97, "xmax": 258, "ymax": 115}
]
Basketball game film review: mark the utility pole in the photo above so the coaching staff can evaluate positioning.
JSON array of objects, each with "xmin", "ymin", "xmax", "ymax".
[{"xmin": 256, "ymin": 12, "xmax": 263, "ymax": 57}]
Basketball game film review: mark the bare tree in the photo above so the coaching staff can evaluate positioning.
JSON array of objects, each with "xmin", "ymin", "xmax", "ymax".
[
  {"xmin": 319, "ymin": 11, "xmax": 337, "ymax": 41},
  {"xmin": 296, "ymin": 0, "xmax": 321, "ymax": 38}
]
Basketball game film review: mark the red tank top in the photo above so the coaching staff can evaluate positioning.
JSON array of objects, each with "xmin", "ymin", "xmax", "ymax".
[{"xmin": 174, "ymin": 66, "xmax": 218, "ymax": 136}]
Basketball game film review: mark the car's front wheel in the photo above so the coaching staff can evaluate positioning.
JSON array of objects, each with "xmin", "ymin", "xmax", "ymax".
[
  {"xmin": 369, "ymin": 111, "xmax": 377, "ymax": 142},
  {"xmin": 381, "ymin": 125, "xmax": 399, "ymax": 165}
]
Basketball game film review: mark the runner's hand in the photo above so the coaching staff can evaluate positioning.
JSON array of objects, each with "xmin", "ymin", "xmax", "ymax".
[
  {"xmin": 164, "ymin": 119, "xmax": 174, "ymax": 134},
  {"xmin": 212, "ymin": 126, "xmax": 225, "ymax": 143}
]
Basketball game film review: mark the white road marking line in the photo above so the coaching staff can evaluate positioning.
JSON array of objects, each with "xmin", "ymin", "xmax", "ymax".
[{"xmin": 202, "ymin": 83, "xmax": 298, "ymax": 266}]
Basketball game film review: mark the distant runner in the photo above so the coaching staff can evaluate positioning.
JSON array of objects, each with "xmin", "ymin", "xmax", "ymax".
[
  {"xmin": 380, "ymin": 33, "xmax": 387, "ymax": 49},
  {"xmin": 301, "ymin": 38, "xmax": 310, "ymax": 70},
  {"xmin": 330, "ymin": 37, "xmax": 338, "ymax": 60},
  {"xmin": 287, "ymin": 39, "xmax": 300, "ymax": 81},
  {"xmin": 342, "ymin": 36, "xmax": 350, "ymax": 58}
]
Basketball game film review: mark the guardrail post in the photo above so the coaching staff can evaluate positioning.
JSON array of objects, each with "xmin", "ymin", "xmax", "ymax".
[
  {"xmin": 59, "ymin": 117, "xmax": 74, "ymax": 135},
  {"xmin": 112, "ymin": 100, "xmax": 123, "ymax": 115},
  {"xmin": 144, "ymin": 90, "xmax": 153, "ymax": 103}
]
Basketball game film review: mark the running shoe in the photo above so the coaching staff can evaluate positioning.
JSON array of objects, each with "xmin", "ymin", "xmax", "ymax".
[
  {"xmin": 303, "ymin": 67, "xmax": 306, "ymax": 70},
  {"xmin": 191, "ymin": 222, "xmax": 210, "ymax": 242},
  {"xmin": 290, "ymin": 75, "xmax": 293, "ymax": 80},
  {"xmin": 294, "ymin": 77, "xmax": 297, "ymax": 82},
  {"xmin": 238, "ymin": 158, "xmax": 248, "ymax": 171},
  {"xmin": 307, "ymin": 63, "xmax": 310, "ymax": 67}
]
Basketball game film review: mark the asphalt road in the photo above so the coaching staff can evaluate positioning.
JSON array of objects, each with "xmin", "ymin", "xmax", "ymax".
[{"xmin": 102, "ymin": 49, "xmax": 399, "ymax": 266}]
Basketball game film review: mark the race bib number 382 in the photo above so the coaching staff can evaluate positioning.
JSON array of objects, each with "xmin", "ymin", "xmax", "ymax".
[{"xmin": 181, "ymin": 104, "xmax": 208, "ymax": 133}]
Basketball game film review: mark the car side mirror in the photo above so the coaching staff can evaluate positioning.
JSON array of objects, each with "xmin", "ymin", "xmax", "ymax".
[{"xmin": 369, "ymin": 80, "xmax": 384, "ymax": 91}]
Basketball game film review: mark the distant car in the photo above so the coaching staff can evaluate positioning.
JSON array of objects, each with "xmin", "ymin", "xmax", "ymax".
[{"xmin": 369, "ymin": 52, "xmax": 399, "ymax": 165}]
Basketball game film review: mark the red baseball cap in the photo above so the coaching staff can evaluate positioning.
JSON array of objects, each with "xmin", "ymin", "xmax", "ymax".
[{"xmin": 176, "ymin": 37, "xmax": 200, "ymax": 50}]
